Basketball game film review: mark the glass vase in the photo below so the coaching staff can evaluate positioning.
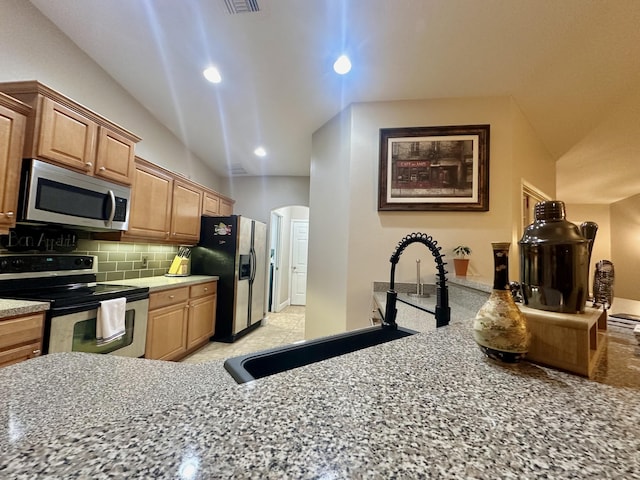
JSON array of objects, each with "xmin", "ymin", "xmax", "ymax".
[{"xmin": 473, "ymin": 242, "xmax": 530, "ymax": 363}]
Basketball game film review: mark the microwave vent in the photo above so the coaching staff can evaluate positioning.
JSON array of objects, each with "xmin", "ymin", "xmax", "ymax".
[{"xmin": 224, "ymin": 0, "xmax": 259, "ymax": 14}]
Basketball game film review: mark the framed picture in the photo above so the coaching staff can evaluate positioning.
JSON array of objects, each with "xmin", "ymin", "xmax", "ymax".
[{"xmin": 378, "ymin": 124, "xmax": 490, "ymax": 211}]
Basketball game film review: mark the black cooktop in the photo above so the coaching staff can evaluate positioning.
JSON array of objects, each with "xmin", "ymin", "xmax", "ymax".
[
  {"xmin": 0, "ymin": 254, "xmax": 149, "ymax": 315},
  {"xmin": 0, "ymin": 283, "xmax": 149, "ymax": 315},
  {"xmin": 8, "ymin": 283, "xmax": 148, "ymax": 307}
]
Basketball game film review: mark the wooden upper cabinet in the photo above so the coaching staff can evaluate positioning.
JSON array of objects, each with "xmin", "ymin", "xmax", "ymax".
[
  {"xmin": 202, "ymin": 192, "xmax": 221, "ymax": 216},
  {"xmin": 37, "ymin": 96, "xmax": 97, "ymax": 172},
  {"xmin": 126, "ymin": 159, "xmax": 173, "ymax": 240},
  {"xmin": 0, "ymin": 81, "xmax": 140, "ymax": 185},
  {"xmin": 0, "ymin": 94, "xmax": 29, "ymax": 234},
  {"xmin": 95, "ymin": 127, "xmax": 136, "ymax": 184},
  {"xmin": 220, "ymin": 197, "xmax": 234, "ymax": 215},
  {"xmin": 203, "ymin": 190, "xmax": 234, "ymax": 217},
  {"xmin": 171, "ymin": 179, "xmax": 203, "ymax": 243}
]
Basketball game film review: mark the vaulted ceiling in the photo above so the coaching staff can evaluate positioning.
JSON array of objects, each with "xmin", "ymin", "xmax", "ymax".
[{"xmin": 29, "ymin": 0, "xmax": 640, "ymax": 204}]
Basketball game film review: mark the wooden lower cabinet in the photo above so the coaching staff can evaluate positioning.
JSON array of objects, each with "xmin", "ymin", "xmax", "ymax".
[
  {"xmin": 145, "ymin": 281, "xmax": 217, "ymax": 361},
  {"xmin": 0, "ymin": 312, "xmax": 45, "ymax": 368},
  {"xmin": 145, "ymin": 301, "xmax": 188, "ymax": 361}
]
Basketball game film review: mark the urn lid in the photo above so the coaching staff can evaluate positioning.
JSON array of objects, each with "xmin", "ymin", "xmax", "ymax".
[{"xmin": 519, "ymin": 200, "xmax": 587, "ymax": 246}]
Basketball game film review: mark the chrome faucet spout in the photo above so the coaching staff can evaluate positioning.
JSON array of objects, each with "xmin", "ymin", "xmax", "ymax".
[{"xmin": 383, "ymin": 232, "xmax": 450, "ymax": 329}]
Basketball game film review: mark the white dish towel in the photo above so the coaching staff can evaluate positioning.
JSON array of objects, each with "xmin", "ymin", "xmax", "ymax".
[{"xmin": 96, "ymin": 297, "xmax": 126, "ymax": 345}]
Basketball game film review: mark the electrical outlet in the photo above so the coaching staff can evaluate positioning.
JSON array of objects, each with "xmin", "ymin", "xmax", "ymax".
[{"xmin": 141, "ymin": 255, "xmax": 148, "ymax": 268}]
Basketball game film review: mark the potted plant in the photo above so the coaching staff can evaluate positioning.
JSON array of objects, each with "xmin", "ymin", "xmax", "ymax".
[{"xmin": 452, "ymin": 245, "xmax": 472, "ymax": 277}]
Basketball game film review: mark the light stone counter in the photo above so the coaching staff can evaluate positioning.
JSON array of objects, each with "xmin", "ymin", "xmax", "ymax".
[
  {"xmin": 0, "ymin": 286, "xmax": 639, "ymax": 478},
  {"xmin": 0, "ymin": 299, "xmax": 49, "ymax": 319},
  {"xmin": 114, "ymin": 274, "xmax": 219, "ymax": 292}
]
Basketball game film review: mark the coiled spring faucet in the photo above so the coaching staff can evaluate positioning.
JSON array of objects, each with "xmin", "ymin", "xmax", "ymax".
[{"xmin": 384, "ymin": 232, "xmax": 450, "ymax": 329}]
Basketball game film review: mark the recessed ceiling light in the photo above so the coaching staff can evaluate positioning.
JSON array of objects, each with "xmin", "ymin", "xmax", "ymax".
[
  {"xmin": 333, "ymin": 54, "xmax": 352, "ymax": 75},
  {"xmin": 254, "ymin": 146, "xmax": 267, "ymax": 157},
  {"xmin": 203, "ymin": 66, "xmax": 222, "ymax": 84}
]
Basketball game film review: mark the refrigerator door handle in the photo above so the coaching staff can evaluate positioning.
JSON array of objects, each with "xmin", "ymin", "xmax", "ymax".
[{"xmin": 249, "ymin": 248, "xmax": 257, "ymax": 282}]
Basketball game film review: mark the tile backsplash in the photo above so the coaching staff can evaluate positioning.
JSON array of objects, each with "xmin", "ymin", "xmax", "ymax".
[{"xmin": 74, "ymin": 240, "xmax": 179, "ymax": 282}]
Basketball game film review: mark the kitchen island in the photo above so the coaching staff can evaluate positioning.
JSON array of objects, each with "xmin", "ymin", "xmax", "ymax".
[{"xmin": 0, "ymin": 286, "xmax": 639, "ymax": 478}]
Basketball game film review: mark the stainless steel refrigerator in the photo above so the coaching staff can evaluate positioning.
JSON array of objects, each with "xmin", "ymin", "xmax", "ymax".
[{"xmin": 191, "ymin": 215, "xmax": 267, "ymax": 342}]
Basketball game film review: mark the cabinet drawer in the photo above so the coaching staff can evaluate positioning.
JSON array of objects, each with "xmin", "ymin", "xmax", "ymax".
[
  {"xmin": 190, "ymin": 281, "xmax": 217, "ymax": 299},
  {"xmin": 149, "ymin": 287, "xmax": 189, "ymax": 310},
  {"xmin": 0, "ymin": 341, "xmax": 42, "ymax": 368},
  {"xmin": 0, "ymin": 313, "xmax": 45, "ymax": 350}
]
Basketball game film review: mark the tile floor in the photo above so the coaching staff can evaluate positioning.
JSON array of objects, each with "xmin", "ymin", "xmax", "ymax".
[{"xmin": 180, "ymin": 306, "xmax": 306, "ymax": 363}]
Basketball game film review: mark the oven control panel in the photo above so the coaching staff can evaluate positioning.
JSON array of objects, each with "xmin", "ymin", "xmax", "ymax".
[{"xmin": 0, "ymin": 255, "xmax": 95, "ymax": 274}]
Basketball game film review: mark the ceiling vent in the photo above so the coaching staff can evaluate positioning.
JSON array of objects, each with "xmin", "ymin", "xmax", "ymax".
[
  {"xmin": 229, "ymin": 163, "xmax": 249, "ymax": 176},
  {"xmin": 224, "ymin": 0, "xmax": 260, "ymax": 14}
]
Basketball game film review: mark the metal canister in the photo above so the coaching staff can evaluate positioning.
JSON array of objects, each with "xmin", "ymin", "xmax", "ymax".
[{"xmin": 519, "ymin": 201, "xmax": 591, "ymax": 313}]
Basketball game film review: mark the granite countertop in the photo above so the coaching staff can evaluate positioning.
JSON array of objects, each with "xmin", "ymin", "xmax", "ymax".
[
  {"xmin": 0, "ymin": 299, "xmax": 49, "ymax": 319},
  {"xmin": 1, "ymin": 295, "xmax": 639, "ymax": 478}
]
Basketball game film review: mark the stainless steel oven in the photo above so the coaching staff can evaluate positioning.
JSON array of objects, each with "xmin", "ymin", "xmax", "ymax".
[
  {"xmin": 47, "ymin": 297, "xmax": 148, "ymax": 356},
  {"xmin": 0, "ymin": 254, "xmax": 149, "ymax": 358}
]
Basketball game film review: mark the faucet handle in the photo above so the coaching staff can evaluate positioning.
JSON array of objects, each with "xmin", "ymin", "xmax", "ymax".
[{"xmin": 383, "ymin": 290, "xmax": 398, "ymax": 329}]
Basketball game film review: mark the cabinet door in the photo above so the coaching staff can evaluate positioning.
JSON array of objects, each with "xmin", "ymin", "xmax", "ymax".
[
  {"xmin": 0, "ymin": 312, "xmax": 44, "ymax": 368},
  {"xmin": 187, "ymin": 294, "xmax": 217, "ymax": 350},
  {"xmin": 0, "ymin": 103, "xmax": 27, "ymax": 233},
  {"xmin": 202, "ymin": 192, "xmax": 220, "ymax": 216},
  {"xmin": 170, "ymin": 180, "xmax": 203, "ymax": 243},
  {"xmin": 37, "ymin": 97, "xmax": 97, "ymax": 172},
  {"xmin": 145, "ymin": 303, "xmax": 188, "ymax": 361},
  {"xmin": 0, "ymin": 342, "xmax": 43, "ymax": 368},
  {"xmin": 126, "ymin": 161, "xmax": 173, "ymax": 240},
  {"xmin": 95, "ymin": 127, "xmax": 135, "ymax": 185},
  {"xmin": 220, "ymin": 198, "xmax": 234, "ymax": 215}
]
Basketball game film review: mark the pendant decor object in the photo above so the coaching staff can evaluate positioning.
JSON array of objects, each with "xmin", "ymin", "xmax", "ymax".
[
  {"xmin": 473, "ymin": 242, "xmax": 530, "ymax": 363},
  {"xmin": 519, "ymin": 200, "xmax": 592, "ymax": 313}
]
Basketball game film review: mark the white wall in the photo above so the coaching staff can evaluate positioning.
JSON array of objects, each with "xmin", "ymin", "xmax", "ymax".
[
  {"xmin": 227, "ymin": 176, "xmax": 309, "ymax": 223},
  {"xmin": 0, "ymin": 0, "xmax": 221, "ymax": 189},
  {"xmin": 510, "ymin": 98, "xmax": 557, "ymax": 272},
  {"xmin": 565, "ymin": 203, "xmax": 611, "ymax": 296},
  {"xmin": 610, "ymin": 194, "xmax": 640, "ymax": 300},
  {"xmin": 306, "ymin": 108, "xmax": 352, "ymax": 339},
  {"xmin": 307, "ymin": 97, "xmax": 554, "ymax": 339}
]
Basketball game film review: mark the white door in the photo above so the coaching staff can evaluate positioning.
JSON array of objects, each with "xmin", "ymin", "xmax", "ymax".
[
  {"xmin": 290, "ymin": 220, "xmax": 308, "ymax": 305},
  {"xmin": 269, "ymin": 212, "xmax": 283, "ymax": 312}
]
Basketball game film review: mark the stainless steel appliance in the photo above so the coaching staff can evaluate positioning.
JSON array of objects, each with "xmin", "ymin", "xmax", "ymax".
[
  {"xmin": 191, "ymin": 215, "xmax": 267, "ymax": 342},
  {"xmin": 18, "ymin": 159, "xmax": 131, "ymax": 231},
  {"xmin": 0, "ymin": 254, "xmax": 149, "ymax": 357}
]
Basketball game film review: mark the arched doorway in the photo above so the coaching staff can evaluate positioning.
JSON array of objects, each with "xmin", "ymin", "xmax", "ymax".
[{"xmin": 268, "ymin": 205, "xmax": 309, "ymax": 312}]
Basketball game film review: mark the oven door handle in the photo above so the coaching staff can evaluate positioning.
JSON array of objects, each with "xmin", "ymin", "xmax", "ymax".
[{"xmin": 106, "ymin": 189, "xmax": 116, "ymax": 227}]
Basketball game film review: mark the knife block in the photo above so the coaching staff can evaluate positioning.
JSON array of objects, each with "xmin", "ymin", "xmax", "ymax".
[
  {"xmin": 520, "ymin": 305, "xmax": 607, "ymax": 378},
  {"xmin": 166, "ymin": 254, "xmax": 190, "ymax": 276}
]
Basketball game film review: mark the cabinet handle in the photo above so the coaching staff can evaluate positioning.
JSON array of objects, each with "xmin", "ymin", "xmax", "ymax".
[
  {"xmin": 204, "ymin": 288, "xmax": 208, "ymax": 292},
  {"xmin": 32, "ymin": 349, "xmax": 41, "ymax": 356},
  {"xmin": 85, "ymin": 161, "xmax": 93, "ymax": 168},
  {"xmin": 99, "ymin": 166, "xmax": 106, "ymax": 171},
  {"xmin": 169, "ymin": 295, "xmax": 175, "ymax": 299},
  {"xmin": 5, "ymin": 212, "xmax": 13, "ymax": 217}
]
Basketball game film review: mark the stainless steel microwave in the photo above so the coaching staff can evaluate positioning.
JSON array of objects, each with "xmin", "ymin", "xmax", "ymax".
[{"xmin": 19, "ymin": 159, "xmax": 131, "ymax": 231}]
